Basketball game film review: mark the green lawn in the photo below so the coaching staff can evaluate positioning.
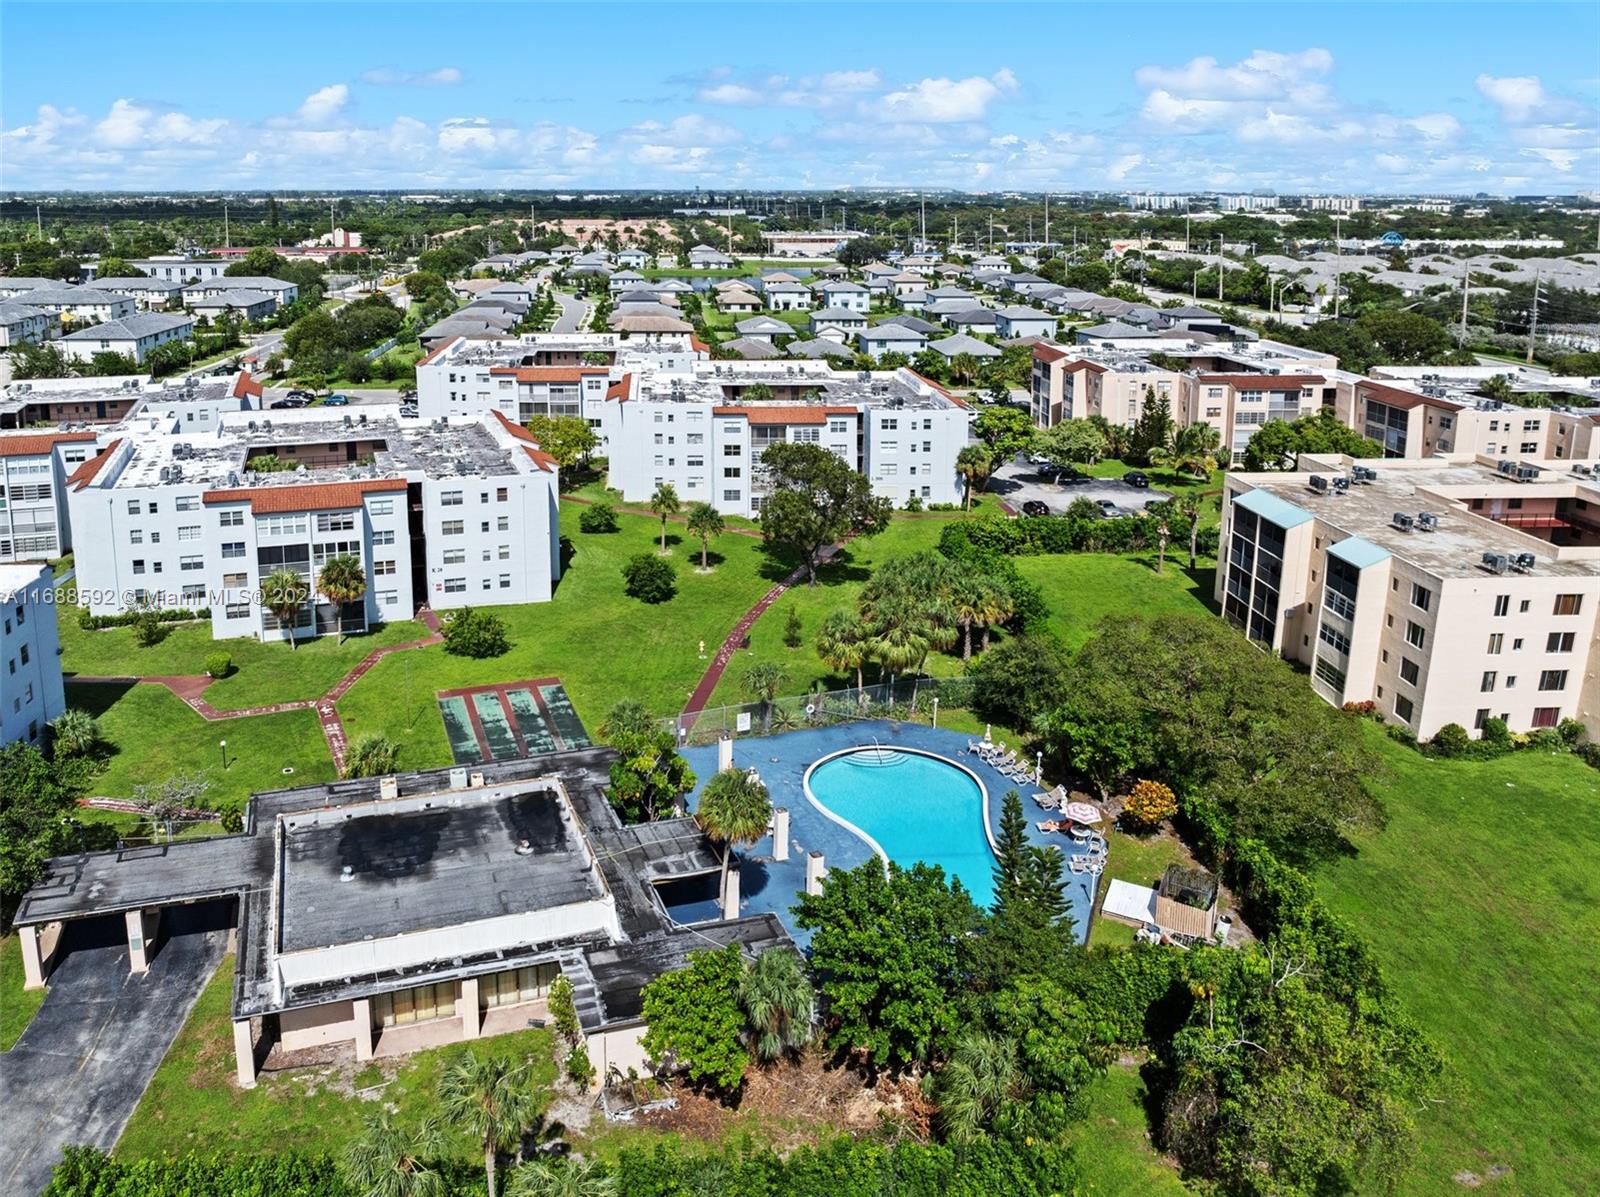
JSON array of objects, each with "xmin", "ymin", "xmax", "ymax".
[
  {"xmin": 1014, "ymin": 553, "xmax": 1216, "ymax": 650},
  {"xmin": 1313, "ymin": 729, "xmax": 1600, "ymax": 1197},
  {"xmin": 60, "ymin": 616, "xmax": 428, "ymax": 711},
  {"xmin": 337, "ymin": 503, "xmax": 789, "ymax": 771},
  {"xmin": 0, "ymin": 934, "xmax": 48, "ymax": 1051},
  {"xmin": 1089, "ymin": 828, "xmax": 1195, "ymax": 949},
  {"xmin": 118, "ymin": 954, "xmax": 558, "ymax": 1163},
  {"xmin": 1063, "ymin": 1064, "xmax": 1192, "ymax": 1196},
  {"xmin": 66, "ymin": 681, "xmax": 337, "ymax": 809}
]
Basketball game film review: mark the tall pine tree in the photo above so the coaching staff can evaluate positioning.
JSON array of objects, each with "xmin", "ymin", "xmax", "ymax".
[{"xmin": 1129, "ymin": 387, "xmax": 1175, "ymax": 466}]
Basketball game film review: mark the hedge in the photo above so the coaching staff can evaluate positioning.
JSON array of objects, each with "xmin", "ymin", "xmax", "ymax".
[
  {"xmin": 77, "ymin": 606, "xmax": 210, "ymax": 631},
  {"xmin": 939, "ymin": 513, "xmax": 1220, "ymax": 560}
]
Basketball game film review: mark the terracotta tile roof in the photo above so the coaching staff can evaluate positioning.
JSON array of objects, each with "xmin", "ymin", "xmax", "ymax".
[
  {"xmin": 0, "ymin": 430, "xmax": 98, "ymax": 458},
  {"xmin": 202, "ymin": 478, "xmax": 408, "ymax": 512},
  {"xmin": 231, "ymin": 371, "xmax": 264, "ymax": 400},
  {"xmin": 1066, "ymin": 360, "xmax": 1108, "ymax": 374},
  {"xmin": 487, "ymin": 366, "xmax": 609, "ymax": 383},
  {"xmin": 67, "ymin": 438, "xmax": 121, "ymax": 488},
  {"xmin": 606, "ymin": 373, "xmax": 632, "ymax": 402},
  {"xmin": 488, "ymin": 411, "xmax": 558, "ymax": 472},
  {"xmin": 1033, "ymin": 344, "xmax": 1072, "ymax": 364},
  {"xmin": 711, "ymin": 405, "xmax": 859, "ymax": 425},
  {"xmin": 1199, "ymin": 373, "xmax": 1325, "ymax": 389},
  {"xmin": 690, "ymin": 335, "xmax": 711, "ymax": 355},
  {"xmin": 1355, "ymin": 379, "xmax": 1462, "ymax": 412},
  {"xmin": 416, "ymin": 337, "xmax": 460, "ymax": 367},
  {"xmin": 907, "ymin": 370, "xmax": 972, "ymax": 409},
  {"xmin": 522, "ymin": 446, "xmax": 558, "ymax": 472}
]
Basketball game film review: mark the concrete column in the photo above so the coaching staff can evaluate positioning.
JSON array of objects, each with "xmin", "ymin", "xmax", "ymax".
[
  {"xmin": 805, "ymin": 852, "xmax": 826, "ymax": 896},
  {"xmin": 232, "ymin": 1018, "xmax": 257, "ymax": 1089},
  {"xmin": 771, "ymin": 808, "xmax": 790, "ymax": 861},
  {"xmin": 125, "ymin": 908, "xmax": 160, "ymax": 974},
  {"xmin": 460, "ymin": 977, "xmax": 481, "ymax": 1040},
  {"xmin": 353, "ymin": 997, "xmax": 374, "ymax": 1061},
  {"xmin": 19, "ymin": 924, "xmax": 46, "ymax": 990},
  {"xmin": 717, "ymin": 734, "xmax": 734, "ymax": 772},
  {"xmin": 722, "ymin": 865, "xmax": 741, "ymax": 920}
]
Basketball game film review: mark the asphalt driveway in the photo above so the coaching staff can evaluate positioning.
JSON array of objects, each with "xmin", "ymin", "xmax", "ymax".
[
  {"xmin": 986, "ymin": 456, "xmax": 1171, "ymax": 516},
  {"xmin": 0, "ymin": 902, "xmax": 231, "ymax": 1196}
]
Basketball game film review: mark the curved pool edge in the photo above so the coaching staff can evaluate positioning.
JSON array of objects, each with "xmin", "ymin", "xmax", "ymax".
[{"xmin": 800, "ymin": 745, "xmax": 996, "ymax": 883}]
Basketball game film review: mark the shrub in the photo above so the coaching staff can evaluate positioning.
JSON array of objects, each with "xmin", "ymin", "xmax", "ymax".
[
  {"xmin": 1123, "ymin": 779, "xmax": 1178, "ymax": 829},
  {"xmin": 578, "ymin": 502, "xmax": 620, "ymax": 533},
  {"xmin": 220, "ymin": 808, "xmax": 244, "ymax": 834},
  {"xmin": 623, "ymin": 553, "xmax": 677, "ymax": 603},
  {"xmin": 343, "ymin": 734, "xmax": 400, "ymax": 778},
  {"xmin": 203, "ymin": 652, "xmax": 232, "ymax": 679},
  {"xmin": 1428, "ymin": 722, "xmax": 1471, "ymax": 757},
  {"xmin": 132, "ymin": 609, "xmax": 167, "ymax": 647},
  {"xmin": 1342, "ymin": 699, "xmax": 1378, "ymax": 717},
  {"xmin": 549, "ymin": 974, "xmax": 582, "ymax": 1044},
  {"xmin": 970, "ymin": 635, "xmax": 1067, "ymax": 728},
  {"xmin": 565, "ymin": 1043, "xmax": 595, "ymax": 1088},
  {"xmin": 1480, "ymin": 716, "xmax": 1512, "ymax": 752},
  {"xmin": 49, "ymin": 709, "xmax": 102, "ymax": 760},
  {"xmin": 903, "ymin": 494, "xmax": 924, "ymax": 512},
  {"xmin": 76, "ymin": 605, "xmax": 208, "ymax": 630},
  {"xmin": 1556, "ymin": 718, "xmax": 1587, "ymax": 747},
  {"xmin": 783, "ymin": 606, "xmax": 803, "ymax": 648},
  {"xmin": 441, "ymin": 607, "xmax": 510, "ymax": 658}
]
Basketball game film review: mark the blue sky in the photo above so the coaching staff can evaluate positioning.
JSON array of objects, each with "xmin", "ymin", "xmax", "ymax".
[{"xmin": 3, "ymin": 2, "xmax": 1597, "ymax": 193}]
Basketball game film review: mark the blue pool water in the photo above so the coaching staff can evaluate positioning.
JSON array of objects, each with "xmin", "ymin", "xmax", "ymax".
[{"xmin": 806, "ymin": 747, "xmax": 996, "ymax": 907}]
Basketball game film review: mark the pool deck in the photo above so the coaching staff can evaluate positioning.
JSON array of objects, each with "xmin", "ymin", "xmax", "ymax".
[{"xmin": 678, "ymin": 721, "xmax": 1097, "ymax": 947}]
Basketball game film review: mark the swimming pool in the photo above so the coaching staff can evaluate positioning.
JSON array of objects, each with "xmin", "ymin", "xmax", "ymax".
[{"xmin": 804, "ymin": 746, "xmax": 996, "ymax": 907}]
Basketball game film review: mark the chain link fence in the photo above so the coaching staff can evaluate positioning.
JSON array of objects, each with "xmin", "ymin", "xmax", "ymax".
[{"xmin": 664, "ymin": 676, "xmax": 976, "ymax": 747}]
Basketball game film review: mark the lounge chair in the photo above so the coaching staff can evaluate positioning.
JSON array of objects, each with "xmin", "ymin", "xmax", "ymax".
[
  {"xmin": 1031, "ymin": 791, "xmax": 1061, "ymax": 810},
  {"xmin": 1036, "ymin": 820, "xmax": 1062, "ymax": 833}
]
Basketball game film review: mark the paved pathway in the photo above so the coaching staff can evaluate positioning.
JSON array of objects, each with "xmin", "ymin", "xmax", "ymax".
[
  {"xmin": 0, "ymin": 903, "xmax": 231, "ymax": 1196},
  {"xmin": 551, "ymin": 289, "xmax": 589, "ymax": 333},
  {"xmin": 71, "ymin": 609, "xmax": 446, "ymax": 774}
]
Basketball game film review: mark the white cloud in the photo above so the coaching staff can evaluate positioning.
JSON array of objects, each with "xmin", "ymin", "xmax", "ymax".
[
  {"xmin": 296, "ymin": 84, "xmax": 349, "ymax": 125},
  {"xmin": 1135, "ymin": 49, "xmax": 1332, "ymax": 100},
  {"xmin": 92, "ymin": 99, "xmax": 227, "ymax": 147},
  {"xmin": 880, "ymin": 70, "xmax": 1018, "ymax": 123},
  {"xmin": 362, "ymin": 66, "xmax": 462, "ymax": 87},
  {"xmin": 698, "ymin": 82, "xmax": 764, "ymax": 105},
  {"xmin": 1106, "ymin": 153, "xmax": 1143, "ymax": 182},
  {"xmin": 624, "ymin": 114, "xmax": 742, "ymax": 146},
  {"xmin": 1476, "ymin": 74, "xmax": 1546, "ymax": 121}
]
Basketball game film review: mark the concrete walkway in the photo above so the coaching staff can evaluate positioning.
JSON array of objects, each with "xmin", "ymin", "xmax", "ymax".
[
  {"xmin": 550, "ymin": 289, "xmax": 589, "ymax": 333},
  {"xmin": 70, "ymin": 609, "xmax": 445, "ymax": 774},
  {"xmin": 0, "ymin": 903, "xmax": 231, "ymax": 1196}
]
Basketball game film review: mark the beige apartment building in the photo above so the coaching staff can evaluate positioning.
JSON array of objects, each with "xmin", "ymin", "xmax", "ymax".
[
  {"xmin": 1340, "ymin": 379, "xmax": 1600, "ymax": 463},
  {"xmin": 1217, "ymin": 454, "xmax": 1600, "ymax": 740},
  {"xmin": 1030, "ymin": 346, "xmax": 1183, "ymax": 429}
]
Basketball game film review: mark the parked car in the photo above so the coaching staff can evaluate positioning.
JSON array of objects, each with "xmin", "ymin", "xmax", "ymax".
[
  {"xmin": 1021, "ymin": 499, "xmax": 1051, "ymax": 517},
  {"xmin": 1096, "ymin": 498, "xmax": 1119, "ymax": 516},
  {"xmin": 1054, "ymin": 466, "xmax": 1086, "ymax": 483},
  {"xmin": 322, "ymin": 394, "xmax": 349, "ymax": 406},
  {"xmin": 1124, "ymin": 471, "xmax": 1150, "ymax": 489},
  {"xmin": 285, "ymin": 389, "xmax": 314, "ymax": 402},
  {"xmin": 398, "ymin": 404, "xmax": 419, "ymax": 418},
  {"xmin": 272, "ymin": 396, "xmax": 307, "ymax": 409}
]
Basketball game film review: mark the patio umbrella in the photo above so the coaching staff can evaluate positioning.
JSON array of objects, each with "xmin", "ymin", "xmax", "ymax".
[{"xmin": 1063, "ymin": 801, "xmax": 1102, "ymax": 825}]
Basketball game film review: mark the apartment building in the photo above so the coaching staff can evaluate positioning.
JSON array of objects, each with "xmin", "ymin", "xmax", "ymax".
[
  {"xmin": 1217, "ymin": 454, "xmax": 1600, "ymax": 739},
  {"xmin": 128, "ymin": 257, "xmax": 233, "ymax": 282},
  {"xmin": 181, "ymin": 277, "xmax": 300, "ymax": 312},
  {"xmin": 91, "ymin": 277, "xmax": 186, "ymax": 310},
  {"xmin": 21, "ymin": 287, "xmax": 137, "ymax": 325},
  {"xmin": 1188, "ymin": 373, "xmax": 1330, "ymax": 463},
  {"xmin": 0, "ymin": 562, "xmax": 65, "ymax": 746},
  {"xmin": 1340, "ymin": 379, "xmax": 1600, "ymax": 463},
  {"xmin": 0, "ymin": 430, "xmax": 99, "ymax": 561},
  {"xmin": 59, "ymin": 313, "xmax": 195, "ymax": 365},
  {"xmin": 66, "ymin": 405, "xmax": 561, "ymax": 643},
  {"xmin": 0, "ymin": 301, "xmax": 59, "ymax": 348},
  {"xmin": 1030, "ymin": 346, "xmax": 1184, "ymax": 430}
]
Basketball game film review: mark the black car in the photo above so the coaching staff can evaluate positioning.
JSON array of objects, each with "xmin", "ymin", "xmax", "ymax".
[
  {"xmin": 1021, "ymin": 500, "xmax": 1051, "ymax": 517},
  {"xmin": 1055, "ymin": 466, "xmax": 1086, "ymax": 483},
  {"xmin": 286, "ymin": 389, "xmax": 314, "ymax": 402},
  {"xmin": 1124, "ymin": 471, "xmax": 1150, "ymax": 488}
]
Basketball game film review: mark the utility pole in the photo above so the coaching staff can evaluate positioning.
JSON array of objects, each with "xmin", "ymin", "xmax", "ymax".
[
  {"xmin": 330, "ymin": 198, "xmax": 336, "ymax": 245},
  {"xmin": 1185, "ymin": 202, "xmax": 1191, "ymax": 253},
  {"xmin": 919, "ymin": 192, "xmax": 926, "ymax": 249},
  {"xmin": 1458, "ymin": 260, "xmax": 1470, "ymax": 349},
  {"xmin": 1044, "ymin": 193, "xmax": 1050, "ymax": 247},
  {"xmin": 224, "ymin": 199, "xmax": 230, "ymax": 249},
  {"xmin": 36, "ymin": 204, "xmax": 42, "ymax": 238},
  {"xmin": 1217, "ymin": 241, "xmax": 1224, "ymax": 301},
  {"xmin": 1333, "ymin": 213, "xmax": 1343, "ymax": 319},
  {"xmin": 1526, "ymin": 271, "xmax": 1544, "ymax": 364}
]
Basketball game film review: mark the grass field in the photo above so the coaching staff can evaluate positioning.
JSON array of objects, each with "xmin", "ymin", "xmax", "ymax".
[
  {"xmin": 1313, "ymin": 728, "xmax": 1600, "ymax": 1197},
  {"xmin": 0, "ymin": 934, "xmax": 47, "ymax": 1051},
  {"xmin": 59, "ymin": 615, "xmax": 428, "ymax": 711},
  {"xmin": 118, "ymin": 955, "xmax": 558, "ymax": 1163},
  {"xmin": 66, "ymin": 681, "xmax": 339, "ymax": 808},
  {"xmin": 1063, "ymin": 1064, "xmax": 1192, "ymax": 1196},
  {"xmin": 1015, "ymin": 553, "xmax": 1217, "ymax": 649}
]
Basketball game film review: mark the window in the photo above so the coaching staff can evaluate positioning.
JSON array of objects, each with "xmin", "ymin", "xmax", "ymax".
[
  {"xmin": 479, "ymin": 963, "xmax": 560, "ymax": 1009},
  {"xmin": 1404, "ymin": 621, "xmax": 1426, "ymax": 649},
  {"xmin": 1487, "ymin": 633, "xmax": 1503, "ymax": 654},
  {"xmin": 442, "ymin": 548, "xmax": 466, "ymax": 565},
  {"xmin": 880, "ymin": 440, "xmax": 898, "ymax": 452},
  {"xmin": 723, "ymin": 467, "xmax": 741, "ymax": 478},
  {"xmin": 1531, "ymin": 707, "xmax": 1561, "ymax": 729},
  {"xmin": 372, "ymin": 529, "xmax": 395, "ymax": 546},
  {"xmin": 1481, "ymin": 671, "xmax": 1497, "ymax": 692},
  {"xmin": 1554, "ymin": 594, "xmax": 1583, "ymax": 616},
  {"xmin": 179, "ymin": 555, "xmax": 203, "ymax": 572},
  {"xmin": 316, "ymin": 512, "xmax": 354, "ymax": 533},
  {"xmin": 378, "ymin": 590, "xmax": 398, "ymax": 605},
  {"xmin": 129, "ymin": 529, "xmax": 143, "ymax": 544},
  {"xmin": 496, "ymin": 516, "xmax": 509, "ymax": 531},
  {"xmin": 1493, "ymin": 594, "xmax": 1510, "ymax": 617},
  {"xmin": 723, "ymin": 443, "xmax": 741, "ymax": 456},
  {"xmin": 176, "ymin": 496, "xmax": 198, "ymax": 512},
  {"xmin": 881, "ymin": 463, "xmax": 898, "ymax": 476},
  {"xmin": 218, "ymin": 509, "xmax": 244, "ymax": 527},
  {"xmin": 1399, "ymin": 658, "xmax": 1419, "ymax": 685},
  {"xmin": 722, "ymin": 489, "xmax": 741, "ymax": 503},
  {"xmin": 1474, "ymin": 708, "xmax": 1490, "ymax": 730},
  {"xmin": 1520, "ymin": 599, "xmax": 1530, "ymax": 612},
  {"xmin": 1394, "ymin": 695, "xmax": 1414, "ymax": 722},
  {"xmin": 497, "ymin": 545, "xmax": 510, "ymax": 560},
  {"xmin": 177, "ymin": 525, "xmax": 200, "ymax": 541},
  {"xmin": 499, "ymin": 574, "xmax": 511, "ymax": 589},
  {"xmin": 369, "ymin": 498, "xmax": 394, "ymax": 516},
  {"xmin": 881, "ymin": 418, "xmax": 898, "ymax": 430},
  {"xmin": 225, "ymin": 602, "xmax": 250, "ymax": 619},
  {"xmin": 223, "ymin": 572, "xmax": 247, "ymax": 587},
  {"xmin": 1546, "ymin": 631, "xmax": 1575, "ymax": 653},
  {"xmin": 1409, "ymin": 582, "xmax": 1431, "ymax": 611},
  {"xmin": 829, "ymin": 420, "xmax": 849, "ymax": 433},
  {"xmin": 1317, "ymin": 623, "xmax": 1351, "ymax": 655},
  {"xmin": 793, "ymin": 427, "xmax": 820, "ymax": 443},
  {"xmin": 19, "ymin": 644, "xmax": 29, "ymax": 665},
  {"xmin": 373, "ymin": 559, "xmax": 396, "ymax": 575},
  {"xmin": 373, "ymin": 982, "xmax": 456, "ymax": 1027},
  {"xmin": 147, "ymin": 502, "xmax": 157, "ymax": 514},
  {"xmin": 444, "ymin": 577, "xmax": 466, "ymax": 593},
  {"xmin": 127, "ymin": 500, "xmax": 140, "ymax": 515},
  {"xmin": 262, "ymin": 513, "xmax": 308, "ymax": 537},
  {"xmin": 1538, "ymin": 669, "xmax": 1568, "ymax": 691},
  {"xmin": 496, "ymin": 487, "xmax": 508, "ymax": 502},
  {"xmin": 441, "ymin": 520, "xmax": 464, "ymax": 535},
  {"xmin": 132, "ymin": 559, "xmax": 146, "ymax": 575}
]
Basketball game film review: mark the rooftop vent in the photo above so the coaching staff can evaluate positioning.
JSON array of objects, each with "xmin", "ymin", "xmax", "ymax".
[
  {"xmin": 1573, "ymin": 464, "xmax": 1594, "ymax": 476},
  {"xmin": 1351, "ymin": 465, "xmax": 1378, "ymax": 483},
  {"xmin": 1417, "ymin": 511, "xmax": 1440, "ymax": 532},
  {"xmin": 1332, "ymin": 475, "xmax": 1350, "ymax": 491},
  {"xmin": 1482, "ymin": 552, "xmax": 1510, "ymax": 575},
  {"xmin": 1497, "ymin": 459, "xmax": 1516, "ymax": 475},
  {"xmin": 1515, "ymin": 463, "xmax": 1540, "ymax": 482},
  {"xmin": 1513, "ymin": 552, "xmax": 1537, "ymax": 572},
  {"xmin": 1309, "ymin": 475, "xmax": 1330, "ymax": 493},
  {"xmin": 1392, "ymin": 512, "xmax": 1415, "ymax": 532}
]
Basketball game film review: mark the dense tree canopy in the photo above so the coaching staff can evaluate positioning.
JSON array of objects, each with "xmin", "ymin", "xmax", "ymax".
[{"xmin": 758, "ymin": 443, "xmax": 892, "ymax": 584}]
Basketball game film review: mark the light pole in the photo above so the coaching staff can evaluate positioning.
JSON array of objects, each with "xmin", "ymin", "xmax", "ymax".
[
  {"xmin": 219, "ymin": 738, "xmax": 229, "ymax": 770},
  {"xmin": 931, "ymin": 696, "xmax": 939, "ymax": 729}
]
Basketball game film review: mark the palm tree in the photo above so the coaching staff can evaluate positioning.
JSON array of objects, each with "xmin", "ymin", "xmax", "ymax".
[
  {"xmin": 1150, "ymin": 501, "xmax": 1173, "ymax": 575},
  {"xmin": 739, "ymin": 948, "xmax": 814, "ymax": 1063},
  {"xmin": 685, "ymin": 501, "xmax": 725, "ymax": 570},
  {"xmin": 949, "ymin": 352, "xmax": 980, "ymax": 386},
  {"xmin": 741, "ymin": 661, "xmax": 787, "ymax": 730},
  {"xmin": 951, "ymin": 571, "xmax": 987, "ymax": 663},
  {"xmin": 48, "ymin": 709, "xmax": 101, "ymax": 759},
  {"xmin": 695, "ymin": 767, "xmax": 773, "ymax": 918},
  {"xmin": 438, "ymin": 1054, "xmax": 542, "ymax": 1197},
  {"xmin": 934, "ymin": 1032, "xmax": 1023, "ymax": 1145},
  {"xmin": 317, "ymin": 553, "xmax": 367, "ymax": 643},
  {"xmin": 1153, "ymin": 422, "xmax": 1222, "ymax": 480},
  {"xmin": 507, "ymin": 1157, "xmax": 617, "ymax": 1197},
  {"xmin": 955, "ymin": 443, "xmax": 994, "ymax": 511},
  {"xmin": 648, "ymin": 482, "xmax": 680, "ymax": 553},
  {"xmin": 260, "ymin": 567, "xmax": 311, "ymax": 649},
  {"xmin": 1179, "ymin": 493, "xmax": 1204, "ymax": 571},
  {"xmin": 339, "ymin": 1110, "xmax": 448, "ymax": 1197},
  {"xmin": 974, "ymin": 578, "xmax": 1013, "ymax": 653},
  {"xmin": 815, "ymin": 609, "xmax": 870, "ymax": 690}
]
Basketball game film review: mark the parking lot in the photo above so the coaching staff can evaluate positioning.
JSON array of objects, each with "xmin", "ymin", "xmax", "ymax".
[{"xmin": 986, "ymin": 456, "xmax": 1172, "ymax": 517}]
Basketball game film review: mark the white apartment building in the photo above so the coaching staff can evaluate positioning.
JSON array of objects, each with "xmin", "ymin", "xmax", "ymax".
[
  {"xmin": 419, "ymin": 336, "xmax": 975, "ymax": 516},
  {"xmin": 182, "ymin": 277, "xmax": 300, "ymax": 311},
  {"xmin": 1217, "ymin": 454, "xmax": 1600, "ymax": 739},
  {"xmin": 91, "ymin": 277, "xmax": 186, "ymax": 309},
  {"xmin": 0, "ymin": 301, "xmax": 59, "ymax": 348},
  {"xmin": 23, "ymin": 288, "xmax": 137, "ymax": 325},
  {"xmin": 0, "ymin": 430, "xmax": 99, "ymax": 561},
  {"xmin": 129, "ymin": 257, "xmax": 233, "ymax": 282},
  {"xmin": 59, "ymin": 313, "xmax": 195, "ymax": 365},
  {"xmin": 0, "ymin": 562, "xmax": 66, "ymax": 746},
  {"xmin": 66, "ymin": 405, "xmax": 561, "ymax": 643}
]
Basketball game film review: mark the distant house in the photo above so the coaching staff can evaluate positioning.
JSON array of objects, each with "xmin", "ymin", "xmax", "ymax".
[
  {"xmin": 763, "ymin": 281, "xmax": 814, "ymax": 312},
  {"xmin": 1076, "ymin": 319, "xmax": 1160, "ymax": 344},
  {"xmin": 615, "ymin": 248, "xmax": 651, "ymax": 270},
  {"xmin": 733, "ymin": 315, "xmax": 793, "ymax": 344},
  {"xmin": 926, "ymin": 332, "xmax": 1002, "ymax": 361},
  {"xmin": 607, "ymin": 270, "xmax": 648, "ymax": 294},
  {"xmin": 91, "ymin": 277, "xmax": 185, "ymax": 310},
  {"xmin": 809, "ymin": 306, "xmax": 868, "ymax": 336},
  {"xmin": 716, "ymin": 288, "xmax": 762, "ymax": 314},
  {"xmin": 0, "ymin": 302, "xmax": 59, "ymax": 348},
  {"xmin": 879, "ymin": 314, "xmax": 941, "ymax": 335},
  {"xmin": 994, "ymin": 306, "xmax": 1057, "ymax": 340},
  {"xmin": 785, "ymin": 337, "xmax": 855, "ymax": 361},
  {"xmin": 898, "ymin": 292, "xmax": 931, "ymax": 313},
  {"xmin": 687, "ymin": 244, "xmax": 735, "ymax": 269},
  {"xmin": 0, "ymin": 278, "xmax": 58, "ymax": 300},
  {"xmin": 888, "ymin": 271, "xmax": 927, "ymax": 297},
  {"xmin": 858, "ymin": 322, "xmax": 929, "ymax": 360},
  {"xmin": 23, "ymin": 288, "xmax": 136, "ymax": 324},
  {"xmin": 188, "ymin": 289, "xmax": 277, "ymax": 323},
  {"xmin": 58, "ymin": 313, "xmax": 194, "ymax": 364},
  {"xmin": 812, "ymin": 279, "xmax": 870, "ymax": 313},
  {"xmin": 721, "ymin": 336, "xmax": 783, "ymax": 360},
  {"xmin": 941, "ymin": 306, "xmax": 999, "ymax": 336},
  {"xmin": 182, "ymin": 277, "xmax": 300, "ymax": 310},
  {"xmin": 547, "ymin": 244, "xmax": 581, "ymax": 261}
]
